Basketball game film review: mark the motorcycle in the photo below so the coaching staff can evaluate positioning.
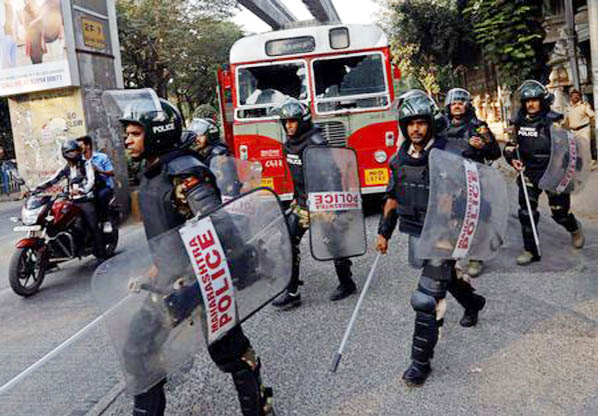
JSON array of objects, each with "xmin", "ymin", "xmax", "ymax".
[{"xmin": 9, "ymin": 179, "xmax": 119, "ymax": 297}]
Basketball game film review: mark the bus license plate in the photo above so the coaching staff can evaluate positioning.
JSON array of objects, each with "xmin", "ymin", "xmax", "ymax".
[
  {"xmin": 261, "ymin": 177, "xmax": 274, "ymax": 189},
  {"xmin": 365, "ymin": 168, "xmax": 389, "ymax": 185}
]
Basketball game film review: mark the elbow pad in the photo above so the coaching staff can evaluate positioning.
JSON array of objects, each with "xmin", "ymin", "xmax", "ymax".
[{"xmin": 377, "ymin": 209, "xmax": 398, "ymax": 240}]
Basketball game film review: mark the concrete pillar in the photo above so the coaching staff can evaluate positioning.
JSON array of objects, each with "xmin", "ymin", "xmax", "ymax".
[{"xmin": 2, "ymin": 0, "xmax": 129, "ymax": 217}]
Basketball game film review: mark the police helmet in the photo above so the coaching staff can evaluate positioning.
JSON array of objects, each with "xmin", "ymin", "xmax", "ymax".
[
  {"xmin": 120, "ymin": 98, "xmax": 183, "ymax": 157},
  {"xmin": 444, "ymin": 88, "xmax": 471, "ymax": 109},
  {"xmin": 398, "ymin": 92, "xmax": 438, "ymax": 140},
  {"xmin": 62, "ymin": 140, "xmax": 81, "ymax": 162},
  {"xmin": 516, "ymin": 80, "xmax": 554, "ymax": 111},
  {"xmin": 189, "ymin": 118, "xmax": 220, "ymax": 144},
  {"xmin": 274, "ymin": 98, "xmax": 312, "ymax": 136}
]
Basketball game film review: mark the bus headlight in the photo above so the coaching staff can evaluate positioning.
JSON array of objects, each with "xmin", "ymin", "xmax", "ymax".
[{"xmin": 374, "ymin": 150, "xmax": 387, "ymax": 164}]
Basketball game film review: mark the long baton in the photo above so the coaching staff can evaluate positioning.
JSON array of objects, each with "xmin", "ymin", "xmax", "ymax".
[
  {"xmin": 330, "ymin": 252, "xmax": 382, "ymax": 373},
  {"xmin": 515, "ymin": 149, "xmax": 541, "ymax": 257}
]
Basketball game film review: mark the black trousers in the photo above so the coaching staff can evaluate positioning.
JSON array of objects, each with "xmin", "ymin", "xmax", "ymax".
[
  {"xmin": 517, "ymin": 176, "xmax": 579, "ymax": 257},
  {"xmin": 286, "ymin": 211, "xmax": 353, "ymax": 293},
  {"xmin": 95, "ymin": 187, "xmax": 114, "ymax": 222},
  {"xmin": 74, "ymin": 200, "xmax": 105, "ymax": 258}
]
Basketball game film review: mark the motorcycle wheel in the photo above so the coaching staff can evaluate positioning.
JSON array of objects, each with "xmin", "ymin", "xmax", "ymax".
[
  {"xmin": 102, "ymin": 220, "xmax": 119, "ymax": 258},
  {"xmin": 9, "ymin": 247, "xmax": 47, "ymax": 297}
]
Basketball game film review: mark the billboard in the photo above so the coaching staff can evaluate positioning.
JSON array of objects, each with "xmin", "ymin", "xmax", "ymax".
[{"xmin": 0, "ymin": 0, "xmax": 76, "ymax": 96}]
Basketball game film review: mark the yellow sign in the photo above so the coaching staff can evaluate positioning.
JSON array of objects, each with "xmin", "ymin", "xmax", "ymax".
[
  {"xmin": 82, "ymin": 17, "xmax": 107, "ymax": 50},
  {"xmin": 261, "ymin": 177, "xmax": 274, "ymax": 189},
  {"xmin": 364, "ymin": 168, "xmax": 389, "ymax": 186}
]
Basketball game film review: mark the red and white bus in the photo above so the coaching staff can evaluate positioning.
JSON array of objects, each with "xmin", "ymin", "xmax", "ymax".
[{"xmin": 217, "ymin": 23, "xmax": 400, "ymax": 199}]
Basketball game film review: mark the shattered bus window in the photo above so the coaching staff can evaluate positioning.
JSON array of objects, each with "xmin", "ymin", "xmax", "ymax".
[
  {"xmin": 236, "ymin": 62, "xmax": 308, "ymax": 119},
  {"xmin": 313, "ymin": 53, "xmax": 389, "ymax": 113}
]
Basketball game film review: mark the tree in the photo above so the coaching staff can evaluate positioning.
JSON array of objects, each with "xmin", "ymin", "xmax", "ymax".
[
  {"xmin": 116, "ymin": 0, "xmax": 242, "ymax": 118},
  {"xmin": 379, "ymin": 0, "xmax": 477, "ymax": 94},
  {"xmin": 465, "ymin": 0, "xmax": 546, "ymax": 88}
]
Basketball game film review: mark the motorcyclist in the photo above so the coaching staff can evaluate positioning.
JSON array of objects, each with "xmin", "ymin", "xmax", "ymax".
[
  {"xmin": 503, "ymin": 80, "xmax": 584, "ymax": 265},
  {"xmin": 376, "ymin": 92, "xmax": 486, "ymax": 387},
  {"xmin": 444, "ymin": 87, "xmax": 501, "ymax": 277},
  {"xmin": 76, "ymin": 134, "xmax": 115, "ymax": 233},
  {"xmin": 271, "ymin": 99, "xmax": 357, "ymax": 309},
  {"xmin": 35, "ymin": 140, "xmax": 106, "ymax": 260},
  {"xmin": 120, "ymin": 95, "xmax": 273, "ymax": 416}
]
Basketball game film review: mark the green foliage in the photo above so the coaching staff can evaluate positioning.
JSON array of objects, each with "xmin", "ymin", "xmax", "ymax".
[
  {"xmin": 381, "ymin": 0, "xmax": 477, "ymax": 94},
  {"xmin": 116, "ymin": 0, "xmax": 242, "ymax": 119},
  {"xmin": 465, "ymin": 0, "xmax": 546, "ymax": 88}
]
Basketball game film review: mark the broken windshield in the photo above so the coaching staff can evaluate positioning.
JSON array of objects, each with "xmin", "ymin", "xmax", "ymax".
[{"xmin": 236, "ymin": 61, "xmax": 308, "ymax": 119}]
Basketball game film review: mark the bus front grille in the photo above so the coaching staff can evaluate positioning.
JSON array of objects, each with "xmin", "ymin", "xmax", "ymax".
[{"xmin": 319, "ymin": 121, "xmax": 347, "ymax": 147}]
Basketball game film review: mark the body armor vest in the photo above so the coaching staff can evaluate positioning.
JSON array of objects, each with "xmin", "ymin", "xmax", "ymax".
[
  {"xmin": 284, "ymin": 126, "xmax": 326, "ymax": 208},
  {"xmin": 513, "ymin": 111, "xmax": 562, "ymax": 175},
  {"xmin": 389, "ymin": 139, "xmax": 444, "ymax": 236}
]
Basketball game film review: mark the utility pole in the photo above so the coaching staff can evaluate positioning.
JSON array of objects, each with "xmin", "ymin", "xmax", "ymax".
[
  {"xmin": 564, "ymin": 0, "xmax": 581, "ymax": 89},
  {"xmin": 587, "ymin": 0, "xmax": 598, "ymax": 152}
]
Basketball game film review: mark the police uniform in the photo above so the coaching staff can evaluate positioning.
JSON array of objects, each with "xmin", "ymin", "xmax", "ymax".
[
  {"xmin": 282, "ymin": 126, "xmax": 355, "ymax": 297},
  {"xmin": 504, "ymin": 109, "xmax": 582, "ymax": 259}
]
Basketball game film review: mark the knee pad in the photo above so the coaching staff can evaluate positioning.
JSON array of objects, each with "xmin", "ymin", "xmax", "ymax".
[{"xmin": 411, "ymin": 290, "xmax": 436, "ymax": 314}]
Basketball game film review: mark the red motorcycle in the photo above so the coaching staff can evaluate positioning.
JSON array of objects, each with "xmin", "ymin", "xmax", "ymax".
[{"xmin": 9, "ymin": 186, "xmax": 119, "ymax": 297}]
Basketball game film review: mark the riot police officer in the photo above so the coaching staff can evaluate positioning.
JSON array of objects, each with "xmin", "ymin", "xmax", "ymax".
[
  {"xmin": 182, "ymin": 117, "xmax": 231, "ymax": 165},
  {"xmin": 120, "ymin": 96, "xmax": 274, "ymax": 416},
  {"xmin": 376, "ymin": 92, "xmax": 486, "ymax": 387},
  {"xmin": 503, "ymin": 80, "xmax": 584, "ymax": 266},
  {"xmin": 444, "ymin": 88, "xmax": 501, "ymax": 277},
  {"xmin": 272, "ymin": 99, "xmax": 357, "ymax": 309}
]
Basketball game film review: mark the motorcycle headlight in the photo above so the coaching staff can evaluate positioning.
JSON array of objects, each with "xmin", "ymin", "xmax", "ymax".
[
  {"xmin": 374, "ymin": 150, "xmax": 388, "ymax": 164},
  {"xmin": 22, "ymin": 205, "xmax": 44, "ymax": 225}
]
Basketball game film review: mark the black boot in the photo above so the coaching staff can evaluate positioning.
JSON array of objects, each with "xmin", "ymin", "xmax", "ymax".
[
  {"xmin": 272, "ymin": 291, "xmax": 301, "ymax": 309},
  {"xmin": 133, "ymin": 379, "xmax": 166, "ymax": 416},
  {"xmin": 329, "ymin": 282, "xmax": 356, "ymax": 301},
  {"xmin": 460, "ymin": 294, "xmax": 486, "ymax": 328},
  {"xmin": 402, "ymin": 361, "xmax": 432, "ymax": 387},
  {"xmin": 331, "ymin": 258, "xmax": 356, "ymax": 301}
]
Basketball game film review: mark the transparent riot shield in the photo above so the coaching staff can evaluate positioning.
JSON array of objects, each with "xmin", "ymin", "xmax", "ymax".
[
  {"xmin": 303, "ymin": 147, "xmax": 367, "ymax": 261},
  {"xmin": 210, "ymin": 156, "xmax": 262, "ymax": 201},
  {"xmin": 92, "ymin": 188, "xmax": 291, "ymax": 395},
  {"xmin": 539, "ymin": 126, "xmax": 590, "ymax": 194},
  {"xmin": 415, "ymin": 149, "xmax": 508, "ymax": 261},
  {"xmin": 102, "ymin": 88, "xmax": 163, "ymax": 121}
]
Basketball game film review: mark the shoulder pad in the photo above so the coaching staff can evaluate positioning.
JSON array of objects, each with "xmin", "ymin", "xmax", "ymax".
[
  {"xmin": 308, "ymin": 128, "xmax": 326, "ymax": 145},
  {"xmin": 166, "ymin": 154, "xmax": 210, "ymax": 177}
]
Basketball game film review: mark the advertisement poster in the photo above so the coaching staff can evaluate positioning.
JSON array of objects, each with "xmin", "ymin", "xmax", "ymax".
[
  {"xmin": 0, "ymin": 0, "xmax": 74, "ymax": 96},
  {"xmin": 9, "ymin": 88, "xmax": 86, "ymax": 185}
]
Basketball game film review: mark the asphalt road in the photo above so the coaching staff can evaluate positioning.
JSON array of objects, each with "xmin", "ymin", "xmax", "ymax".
[{"xmin": 1, "ymin": 179, "xmax": 598, "ymax": 416}]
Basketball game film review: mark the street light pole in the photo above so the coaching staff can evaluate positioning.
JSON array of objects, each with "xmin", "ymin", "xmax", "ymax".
[
  {"xmin": 564, "ymin": 0, "xmax": 581, "ymax": 90},
  {"xmin": 587, "ymin": 0, "xmax": 598, "ymax": 157}
]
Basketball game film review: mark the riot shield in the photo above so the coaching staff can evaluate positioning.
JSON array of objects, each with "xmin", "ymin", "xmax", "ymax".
[
  {"xmin": 415, "ymin": 149, "xmax": 508, "ymax": 261},
  {"xmin": 303, "ymin": 146, "xmax": 367, "ymax": 261},
  {"xmin": 102, "ymin": 88, "xmax": 162, "ymax": 120},
  {"xmin": 92, "ymin": 189, "xmax": 291, "ymax": 395},
  {"xmin": 210, "ymin": 156, "xmax": 262, "ymax": 201},
  {"xmin": 538, "ymin": 126, "xmax": 590, "ymax": 194}
]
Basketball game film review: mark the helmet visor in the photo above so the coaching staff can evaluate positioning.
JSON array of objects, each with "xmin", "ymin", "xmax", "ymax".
[
  {"xmin": 102, "ymin": 89, "xmax": 163, "ymax": 123},
  {"xmin": 444, "ymin": 88, "xmax": 471, "ymax": 107}
]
